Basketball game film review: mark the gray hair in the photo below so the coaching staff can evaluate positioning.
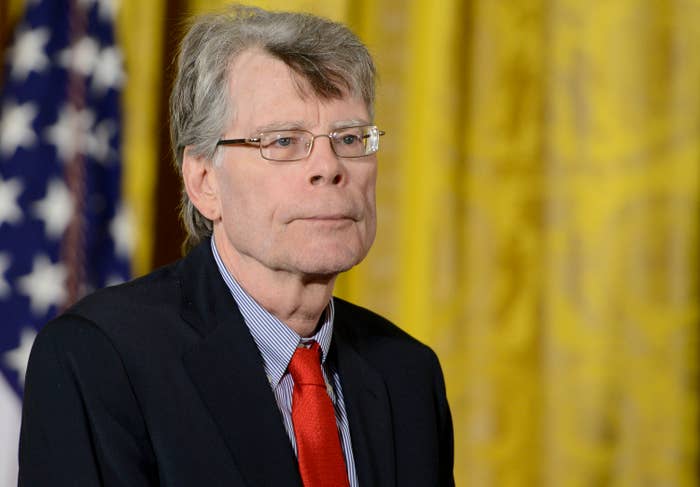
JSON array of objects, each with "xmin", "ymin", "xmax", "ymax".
[{"xmin": 170, "ymin": 5, "xmax": 377, "ymax": 252}]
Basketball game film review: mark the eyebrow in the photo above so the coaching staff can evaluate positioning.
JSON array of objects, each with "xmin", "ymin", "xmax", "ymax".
[
  {"xmin": 252, "ymin": 121, "xmax": 307, "ymax": 133},
  {"xmin": 252, "ymin": 119, "xmax": 371, "ymax": 134},
  {"xmin": 330, "ymin": 119, "xmax": 370, "ymax": 130}
]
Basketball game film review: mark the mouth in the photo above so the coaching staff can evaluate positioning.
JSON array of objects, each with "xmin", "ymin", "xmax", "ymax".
[
  {"xmin": 290, "ymin": 214, "xmax": 360, "ymax": 228},
  {"xmin": 297, "ymin": 215, "xmax": 355, "ymax": 223},
  {"xmin": 304, "ymin": 215, "xmax": 355, "ymax": 221},
  {"xmin": 290, "ymin": 209, "xmax": 361, "ymax": 221}
]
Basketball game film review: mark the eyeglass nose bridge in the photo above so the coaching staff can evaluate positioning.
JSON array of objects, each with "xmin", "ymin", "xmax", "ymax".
[{"xmin": 304, "ymin": 133, "xmax": 338, "ymax": 158}]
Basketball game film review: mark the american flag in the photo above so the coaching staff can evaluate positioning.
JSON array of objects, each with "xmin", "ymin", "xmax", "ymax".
[{"xmin": 0, "ymin": 0, "xmax": 130, "ymax": 482}]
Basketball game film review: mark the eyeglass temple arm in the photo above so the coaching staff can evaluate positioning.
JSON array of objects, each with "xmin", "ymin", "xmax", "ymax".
[
  {"xmin": 361, "ymin": 130, "xmax": 386, "ymax": 140},
  {"xmin": 216, "ymin": 137, "xmax": 261, "ymax": 146}
]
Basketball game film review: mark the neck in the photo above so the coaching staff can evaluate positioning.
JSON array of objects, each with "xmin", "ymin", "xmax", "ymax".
[{"xmin": 213, "ymin": 233, "xmax": 337, "ymax": 338}]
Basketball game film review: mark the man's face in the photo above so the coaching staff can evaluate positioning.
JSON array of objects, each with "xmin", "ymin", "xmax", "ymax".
[{"xmin": 208, "ymin": 49, "xmax": 377, "ymax": 281}]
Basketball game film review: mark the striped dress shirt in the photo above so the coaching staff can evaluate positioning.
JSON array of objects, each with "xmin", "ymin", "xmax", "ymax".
[{"xmin": 211, "ymin": 240, "xmax": 359, "ymax": 486}]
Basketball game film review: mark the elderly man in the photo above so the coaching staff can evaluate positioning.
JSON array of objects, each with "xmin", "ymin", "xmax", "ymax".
[{"xmin": 19, "ymin": 5, "xmax": 454, "ymax": 486}]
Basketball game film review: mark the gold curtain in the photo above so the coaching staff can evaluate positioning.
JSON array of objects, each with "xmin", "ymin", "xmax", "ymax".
[{"xmin": 119, "ymin": 1, "xmax": 699, "ymax": 485}]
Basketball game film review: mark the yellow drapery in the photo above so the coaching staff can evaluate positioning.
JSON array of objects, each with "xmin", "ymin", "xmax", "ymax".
[{"xmin": 118, "ymin": 1, "xmax": 699, "ymax": 485}]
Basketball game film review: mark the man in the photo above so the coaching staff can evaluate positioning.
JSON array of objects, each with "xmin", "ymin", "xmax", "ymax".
[{"xmin": 19, "ymin": 5, "xmax": 454, "ymax": 486}]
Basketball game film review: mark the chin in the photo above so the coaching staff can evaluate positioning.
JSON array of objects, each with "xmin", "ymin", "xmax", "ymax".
[
  {"xmin": 290, "ymin": 247, "xmax": 367, "ymax": 278},
  {"xmin": 297, "ymin": 258, "xmax": 358, "ymax": 277}
]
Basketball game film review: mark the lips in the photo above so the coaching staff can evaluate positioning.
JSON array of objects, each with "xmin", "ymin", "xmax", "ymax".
[
  {"xmin": 301, "ymin": 215, "xmax": 356, "ymax": 221},
  {"xmin": 291, "ymin": 215, "xmax": 359, "ymax": 228},
  {"xmin": 286, "ymin": 207, "xmax": 362, "ymax": 223}
]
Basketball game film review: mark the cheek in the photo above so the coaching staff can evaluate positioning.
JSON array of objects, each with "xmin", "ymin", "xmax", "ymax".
[
  {"xmin": 350, "ymin": 166, "xmax": 377, "ymax": 247},
  {"xmin": 215, "ymin": 166, "xmax": 282, "ymax": 229},
  {"xmin": 360, "ymin": 166, "xmax": 378, "ymax": 215},
  {"xmin": 215, "ymin": 167, "xmax": 256, "ymax": 228}
]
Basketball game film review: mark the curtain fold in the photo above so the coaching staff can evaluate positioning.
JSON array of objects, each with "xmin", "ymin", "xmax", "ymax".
[{"xmin": 118, "ymin": 0, "xmax": 166, "ymax": 274}]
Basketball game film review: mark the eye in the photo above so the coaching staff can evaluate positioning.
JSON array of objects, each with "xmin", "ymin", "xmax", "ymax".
[
  {"xmin": 335, "ymin": 127, "xmax": 366, "ymax": 145},
  {"xmin": 341, "ymin": 134, "xmax": 361, "ymax": 145},
  {"xmin": 275, "ymin": 136, "xmax": 294, "ymax": 147}
]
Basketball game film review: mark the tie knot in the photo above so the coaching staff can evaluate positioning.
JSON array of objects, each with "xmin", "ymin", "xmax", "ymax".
[{"xmin": 288, "ymin": 342, "xmax": 325, "ymax": 386}]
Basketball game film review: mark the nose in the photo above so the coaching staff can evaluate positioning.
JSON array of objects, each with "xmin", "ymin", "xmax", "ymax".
[{"xmin": 307, "ymin": 135, "xmax": 345, "ymax": 186}]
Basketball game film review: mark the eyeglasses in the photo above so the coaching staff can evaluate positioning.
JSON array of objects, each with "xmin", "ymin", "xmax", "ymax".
[{"xmin": 216, "ymin": 124, "xmax": 385, "ymax": 162}]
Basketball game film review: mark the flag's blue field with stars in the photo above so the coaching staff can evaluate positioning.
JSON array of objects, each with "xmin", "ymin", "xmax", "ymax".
[{"xmin": 0, "ymin": 0, "xmax": 131, "ymax": 482}]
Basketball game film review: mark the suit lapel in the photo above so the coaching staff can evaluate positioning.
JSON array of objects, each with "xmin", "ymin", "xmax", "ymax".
[
  {"xmin": 334, "ymin": 327, "xmax": 396, "ymax": 487},
  {"xmin": 178, "ymin": 242, "xmax": 302, "ymax": 487}
]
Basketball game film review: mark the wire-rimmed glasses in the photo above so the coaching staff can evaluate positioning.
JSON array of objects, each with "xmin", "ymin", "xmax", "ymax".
[{"xmin": 216, "ymin": 124, "xmax": 385, "ymax": 162}]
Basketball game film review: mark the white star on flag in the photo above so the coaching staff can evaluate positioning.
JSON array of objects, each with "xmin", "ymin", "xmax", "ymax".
[
  {"xmin": 16, "ymin": 255, "xmax": 68, "ymax": 317},
  {"xmin": 0, "ymin": 253, "xmax": 10, "ymax": 299},
  {"xmin": 110, "ymin": 203, "xmax": 135, "ymax": 258},
  {"xmin": 92, "ymin": 46, "xmax": 125, "ymax": 93},
  {"xmin": 0, "ymin": 101, "xmax": 38, "ymax": 157},
  {"xmin": 9, "ymin": 27, "xmax": 50, "ymax": 81},
  {"xmin": 0, "ymin": 176, "xmax": 24, "ymax": 227},
  {"xmin": 78, "ymin": 0, "xmax": 120, "ymax": 21},
  {"xmin": 3, "ymin": 327, "xmax": 37, "ymax": 388},
  {"xmin": 97, "ymin": 0, "xmax": 120, "ymax": 21},
  {"xmin": 88, "ymin": 119, "xmax": 117, "ymax": 164},
  {"xmin": 58, "ymin": 36, "xmax": 100, "ymax": 77},
  {"xmin": 32, "ymin": 179, "xmax": 74, "ymax": 239},
  {"xmin": 44, "ymin": 104, "xmax": 96, "ymax": 163}
]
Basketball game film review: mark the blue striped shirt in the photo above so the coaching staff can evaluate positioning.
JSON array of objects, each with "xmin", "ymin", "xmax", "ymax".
[{"xmin": 211, "ymin": 239, "xmax": 359, "ymax": 486}]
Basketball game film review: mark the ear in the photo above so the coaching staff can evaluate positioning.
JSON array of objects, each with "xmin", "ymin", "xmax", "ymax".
[{"xmin": 182, "ymin": 148, "xmax": 221, "ymax": 222}]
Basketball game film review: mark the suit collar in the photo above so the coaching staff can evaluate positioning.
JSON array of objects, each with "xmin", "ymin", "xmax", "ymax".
[
  {"xmin": 178, "ymin": 240, "xmax": 302, "ymax": 487},
  {"xmin": 334, "ymin": 308, "xmax": 397, "ymax": 487}
]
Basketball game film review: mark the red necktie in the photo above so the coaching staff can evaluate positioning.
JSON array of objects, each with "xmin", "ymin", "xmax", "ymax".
[{"xmin": 288, "ymin": 342, "xmax": 350, "ymax": 487}]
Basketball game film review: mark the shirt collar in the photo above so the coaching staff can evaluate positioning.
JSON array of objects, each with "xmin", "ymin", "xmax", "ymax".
[{"xmin": 210, "ymin": 238, "xmax": 335, "ymax": 388}]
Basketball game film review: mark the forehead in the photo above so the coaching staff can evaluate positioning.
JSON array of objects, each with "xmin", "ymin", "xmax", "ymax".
[{"xmin": 226, "ymin": 49, "xmax": 368, "ymax": 131}]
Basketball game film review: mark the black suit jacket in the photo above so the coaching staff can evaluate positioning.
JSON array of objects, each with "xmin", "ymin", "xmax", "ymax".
[{"xmin": 19, "ymin": 240, "xmax": 454, "ymax": 486}]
